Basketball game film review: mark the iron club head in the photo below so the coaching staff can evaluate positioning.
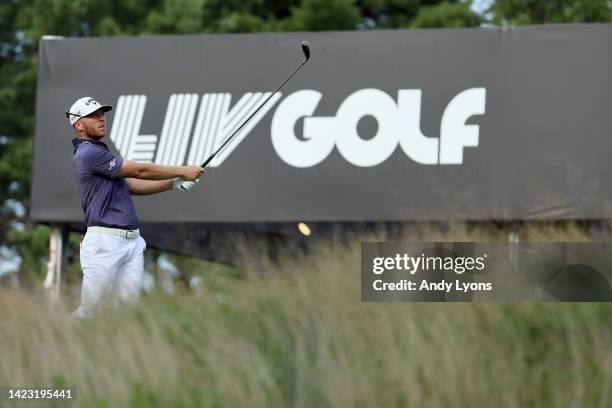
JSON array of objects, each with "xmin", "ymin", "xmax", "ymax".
[{"xmin": 301, "ymin": 41, "xmax": 310, "ymax": 60}]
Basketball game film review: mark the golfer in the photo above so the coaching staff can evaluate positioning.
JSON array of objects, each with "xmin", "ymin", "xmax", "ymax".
[{"xmin": 67, "ymin": 97, "xmax": 203, "ymax": 318}]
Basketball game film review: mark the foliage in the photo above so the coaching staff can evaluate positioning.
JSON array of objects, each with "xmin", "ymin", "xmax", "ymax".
[
  {"xmin": 1, "ymin": 244, "xmax": 611, "ymax": 406},
  {"xmin": 488, "ymin": 0, "xmax": 611, "ymax": 25}
]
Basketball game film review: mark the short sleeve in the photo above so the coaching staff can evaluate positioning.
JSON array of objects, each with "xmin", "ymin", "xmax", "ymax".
[{"xmin": 81, "ymin": 146, "xmax": 124, "ymax": 179}]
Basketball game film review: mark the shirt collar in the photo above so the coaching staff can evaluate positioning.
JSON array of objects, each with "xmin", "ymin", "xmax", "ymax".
[{"xmin": 72, "ymin": 138, "xmax": 109, "ymax": 153}]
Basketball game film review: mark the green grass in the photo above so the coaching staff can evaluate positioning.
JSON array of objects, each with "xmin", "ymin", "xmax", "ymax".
[{"xmin": 1, "ymin": 238, "xmax": 611, "ymax": 407}]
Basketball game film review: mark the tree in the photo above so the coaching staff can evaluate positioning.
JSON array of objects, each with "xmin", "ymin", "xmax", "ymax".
[
  {"xmin": 488, "ymin": 0, "xmax": 612, "ymax": 25},
  {"xmin": 411, "ymin": 1, "xmax": 482, "ymax": 28}
]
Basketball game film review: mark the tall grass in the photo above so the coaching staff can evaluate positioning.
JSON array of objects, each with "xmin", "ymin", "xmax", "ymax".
[{"xmin": 1, "ymin": 224, "xmax": 612, "ymax": 407}]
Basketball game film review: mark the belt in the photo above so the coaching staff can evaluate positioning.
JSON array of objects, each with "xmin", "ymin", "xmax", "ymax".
[{"xmin": 88, "ymin": 226, "xmax": 140, "ymax": 239}]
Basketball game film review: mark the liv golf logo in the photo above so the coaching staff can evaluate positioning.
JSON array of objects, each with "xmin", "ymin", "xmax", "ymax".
[
  {"xmin": 109, "ymin": 88, "xmax": 486, "ymax": 167},
  {"xmin": 109, "ymin": 92, "xmax": 281, "ymax": 167}
]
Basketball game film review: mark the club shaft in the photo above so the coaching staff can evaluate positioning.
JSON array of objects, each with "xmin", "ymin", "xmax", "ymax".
[{"xmin": 200, "ymin": 57, "xmax": 308, "ymax": 168}]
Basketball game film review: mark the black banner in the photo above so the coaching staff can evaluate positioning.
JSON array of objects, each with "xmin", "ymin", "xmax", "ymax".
[{"xmin": 31, "ymin": 24, "xmax": 612, "ymax": 223}]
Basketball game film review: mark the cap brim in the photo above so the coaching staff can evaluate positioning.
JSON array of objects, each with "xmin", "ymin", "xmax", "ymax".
[{"xmin": 80, "ymin": 104, "xmax": 113, "ymax": 118}]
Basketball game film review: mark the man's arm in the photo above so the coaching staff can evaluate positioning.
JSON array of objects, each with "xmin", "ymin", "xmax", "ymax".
[
  {"xmin": 126, "ymin": 178, "xmax": 174, "ymax": 196},
  {"xmin": 118, "ymin": 160, "xmax": 203, "ymax": 181}
]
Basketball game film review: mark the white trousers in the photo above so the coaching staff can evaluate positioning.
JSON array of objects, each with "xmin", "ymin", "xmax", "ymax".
[{"xmin": 73, "ymin": 230, "xmax": 146, "ymax": 318}]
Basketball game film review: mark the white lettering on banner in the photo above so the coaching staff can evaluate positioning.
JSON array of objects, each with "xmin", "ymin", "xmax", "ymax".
[
  {"xmin": 156, "ymin": 93, "xmax": 199, "ymax": 166},
  {"xmin": 439, "ymin": 88, "xmax": 486, "ymax": 164},
  {"xmin": 270, "ymin": 90, "xmax": 335, "ymax": 168},
  {"xmin": 109, "ymin": 95, "xmax": 157, "ymax": 162},
  {"xmin": 271, "ymin": 87, "xmax": 486, "ymax": 167},
  {"xmin": 109, "ymin": 92, "xmax": 281, "ymax": 166},
  {"xmin": 109, "ymin": 88, "xmax": 485, "ymax": 167}
]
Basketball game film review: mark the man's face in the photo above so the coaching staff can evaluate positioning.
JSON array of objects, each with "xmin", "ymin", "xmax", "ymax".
[{"xmin": 75, "ymin": 109, "xmax": 106, "ymax": 139}]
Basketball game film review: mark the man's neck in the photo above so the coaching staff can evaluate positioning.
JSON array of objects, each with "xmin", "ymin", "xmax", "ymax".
[{"xmin": 78, "ymin": 134, "xmax": 104, "ymax": 142}]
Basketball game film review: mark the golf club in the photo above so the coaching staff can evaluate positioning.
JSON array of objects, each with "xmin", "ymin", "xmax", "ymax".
[{"xmin": 181, "ymin": 41, "xmax": 311, "ymax": 189}]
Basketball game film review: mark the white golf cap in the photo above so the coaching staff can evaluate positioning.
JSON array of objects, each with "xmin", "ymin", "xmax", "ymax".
[{"xmin": 66, "ymin": 97, "xmax": 112, "ymax": 126}]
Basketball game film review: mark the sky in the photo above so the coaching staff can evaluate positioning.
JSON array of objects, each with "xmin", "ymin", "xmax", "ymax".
[{"xmin": 470, "ymin": 0, "xmax": 495, "ymax": 16}]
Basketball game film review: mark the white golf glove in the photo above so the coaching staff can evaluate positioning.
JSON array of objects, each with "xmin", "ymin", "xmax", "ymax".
[{"xmin": 173, "ymin": 177, "xmax": 200, "ymax": 191}]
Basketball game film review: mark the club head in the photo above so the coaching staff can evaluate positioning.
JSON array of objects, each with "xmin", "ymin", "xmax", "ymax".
[{"xmin": 301, "ymin": 41, "xmax": 310, "ymax": 61}]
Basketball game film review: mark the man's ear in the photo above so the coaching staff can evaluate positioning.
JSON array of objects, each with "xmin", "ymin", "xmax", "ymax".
[{"xmin": 73, "ymin": 121, "xmax": 83, "ymax": 132}]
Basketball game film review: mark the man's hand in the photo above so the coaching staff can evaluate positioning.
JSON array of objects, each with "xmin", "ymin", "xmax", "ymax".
[
  {"xmin": 173, "ymin": 177, "xmax": 200, "ymax": 191},
  {"xmin": 181, "ymin": 166, "xmax": 204, "ymax": 182}
]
